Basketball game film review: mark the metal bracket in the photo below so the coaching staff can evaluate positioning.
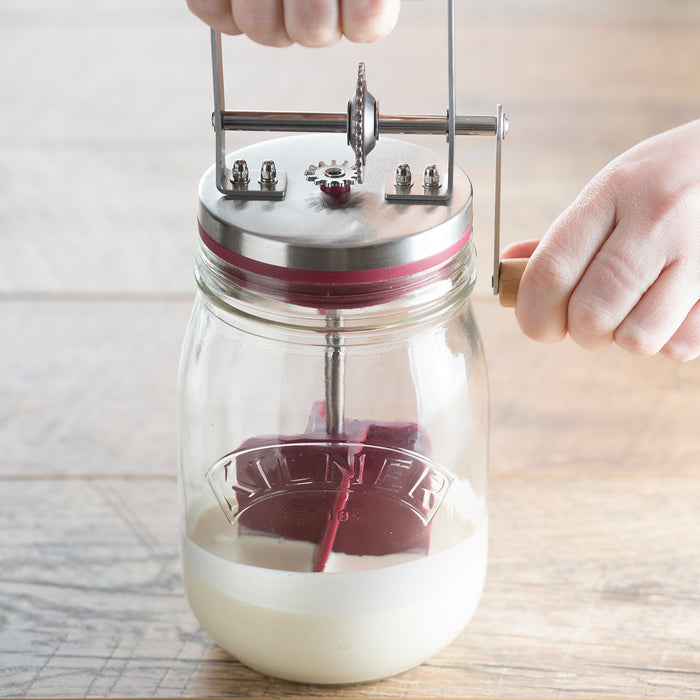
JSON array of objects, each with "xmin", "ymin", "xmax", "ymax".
[
  {"xmin": 383, "ymin": 0, "xmax": 457, "ymax": 204},
  {"xmin": 492, "ymin": 103, "xmax": 506, "ymax": 295},
  {"xmin": 211, "ymin": 30, "xmax": 287, "ymax": 199},
  {"xmin": 208, "ymin": 0, "xmax": 508, "ymax": 292}
]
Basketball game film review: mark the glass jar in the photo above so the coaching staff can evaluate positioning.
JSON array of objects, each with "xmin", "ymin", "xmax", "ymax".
[{"xmin": 177, "ymin": 135, "xmax": 489, "ymax": 684}]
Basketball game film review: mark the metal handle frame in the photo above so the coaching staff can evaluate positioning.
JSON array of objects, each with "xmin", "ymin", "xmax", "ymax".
[{"xmin": 209, "ymin": 0, "xmax": 507, "ymax": 292}]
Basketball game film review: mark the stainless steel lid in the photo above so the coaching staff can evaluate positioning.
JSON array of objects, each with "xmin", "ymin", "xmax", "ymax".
[{"xmin": 198, "ymin": 134, "xmax": 473, "ymax": 281}]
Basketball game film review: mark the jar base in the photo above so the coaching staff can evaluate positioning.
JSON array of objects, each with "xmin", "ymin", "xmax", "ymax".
[{"xmin": 181, "ymin": 518, "xmax": 487, "ymax": 685}]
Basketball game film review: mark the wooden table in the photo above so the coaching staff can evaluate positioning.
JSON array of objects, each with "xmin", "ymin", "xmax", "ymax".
[{"xmin": 2, "ymin": 1, "xmax": 699, "ymax": 697}]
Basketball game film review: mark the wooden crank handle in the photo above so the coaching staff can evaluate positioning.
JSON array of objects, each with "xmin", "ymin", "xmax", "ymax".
[{"xmin": 498, "ymin": 258, "xmax": 529, "ymax": 308}]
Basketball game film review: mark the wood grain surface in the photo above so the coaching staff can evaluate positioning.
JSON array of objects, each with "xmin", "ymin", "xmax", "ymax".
[{"xmin": 1, "ymin": 1, "xmax": 699, "ymax": 697}]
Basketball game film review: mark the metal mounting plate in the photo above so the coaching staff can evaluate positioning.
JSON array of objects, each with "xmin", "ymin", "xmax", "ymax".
[{"xmin": 218, "ymin": 172, "xmax": 287, "ymax": 200}]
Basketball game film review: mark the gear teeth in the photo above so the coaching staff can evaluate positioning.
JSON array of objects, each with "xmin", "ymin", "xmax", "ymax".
[
  {"xmin": 305, "ymin": 160, "xmax": 359, "ymax": 189},
  {"xmin": 353, "ymin": 63, "xmax": 367, "ymax": 183}
]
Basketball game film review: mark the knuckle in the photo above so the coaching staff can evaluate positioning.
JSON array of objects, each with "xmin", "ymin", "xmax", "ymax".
[
  {"xmin": 628, "ymin": 174, "xmax": 700, "ymax": 252},
  {"xmin": 598, "ymin": 159, "xmax": 635, "ymax": 196},
  {"xmin": 583, "ymin": 162, "xmax": 626, "ymax": 212},
  {"xmin": 566, "ymin": 247, "xmax": 641, "ymax": 345},
  {"xmin": 653, "ymin": 175, "xmax": 699, "ymax": 216},
  {"xmin": 567, "ymin": 294, "xmax": 616, "ymax": 342},
  {"xmin": 662, "ymin": 318, "xmax": 700, "ymax": 363},
  {"xmin": 529, "ymin": 244, "xmax": 576, "ymax": 292},
  {"xmin": 614, "ymin": 324, "xmax": 662, "ymax": 357},
  {"xmin": 596, "ymin": 241, "xmax": 641, "ymax": 289},
  {"xmin": 234, "ymin": 10, "xmax": 290, "ymax": 46}
]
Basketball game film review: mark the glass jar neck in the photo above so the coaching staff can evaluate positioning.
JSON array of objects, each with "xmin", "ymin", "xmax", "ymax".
[{"xmin": 195, "ymin": 239, "xmax": 477, "ymax": 334}]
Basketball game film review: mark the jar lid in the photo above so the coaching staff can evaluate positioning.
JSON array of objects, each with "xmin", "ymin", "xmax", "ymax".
[{"xmin": 198, "ymin": 134, "xmax": 473, "ymax": 283}]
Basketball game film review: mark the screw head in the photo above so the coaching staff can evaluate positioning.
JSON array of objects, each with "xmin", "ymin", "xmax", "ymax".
[
  {"xmin": 423, "ymin": 164, "xmax": 440, "ymax": 189},
  {"xmin": 395, "ymin": 163, "xmax": 412, "ymax": 187}
]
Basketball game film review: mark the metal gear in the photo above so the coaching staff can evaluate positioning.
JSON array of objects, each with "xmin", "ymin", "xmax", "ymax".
[
  {"xmin": 304, "ymin": 160, "xmax": 359, "ymax": 191},
  {"xmin": 347, "ymin": 62, "xmax": 378, "ymax": 184},
  {"xmin": 352, "ymin": 64, "xmax": 366, "ymax": 176}
]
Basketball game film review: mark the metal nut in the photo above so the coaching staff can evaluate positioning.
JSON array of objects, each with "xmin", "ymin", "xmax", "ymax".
[
  {"xmin": 423, "ymin": 164, "xmax": 440, "ymax": 189},
  {"xmin": 230, "ymin": 159, "xmax": 249, "ymax": 184},
  {"xmin": 395, "ymin": 163, "xmax": 412, "ymax": 187},
  {"xmin": 259, "ymin": 160, "xmax": 277, "ymax": 185}
]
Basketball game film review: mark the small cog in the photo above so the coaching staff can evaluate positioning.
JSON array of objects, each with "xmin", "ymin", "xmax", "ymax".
[{"xmin": 305, "ymin": 160, "xmax": 359, "ymax": 192}]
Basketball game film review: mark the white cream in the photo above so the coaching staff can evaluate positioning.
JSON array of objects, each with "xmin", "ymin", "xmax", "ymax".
[{"xmin": 181, "ymin": 505, "xmax": 487, "ymax": 684}]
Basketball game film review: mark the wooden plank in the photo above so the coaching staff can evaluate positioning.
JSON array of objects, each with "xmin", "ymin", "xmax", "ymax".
[
  {"xmin": 0, "ymin": 299, "xmax": 192, "ymax": 478},
  {"xmin": 483, "ymin": 303, "xmax": 700, "ymax": 480}
]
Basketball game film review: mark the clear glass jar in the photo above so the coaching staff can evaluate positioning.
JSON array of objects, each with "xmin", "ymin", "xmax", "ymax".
[{"xmin": 177, "ymin": 135, "xmax": 489, "ymax": 684}]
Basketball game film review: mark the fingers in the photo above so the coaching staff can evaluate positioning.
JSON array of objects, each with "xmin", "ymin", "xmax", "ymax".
[
  {"xmin": 188, "ymin": 0, "xmax": 400, "ymax": 47},
  {"xmin": 231, "ymin": 0, "xmax": 292, "ymax": 47},
  {"xmin": 515, "ymin": 172, "xmax": 618, "ymax": 344},
  {"xmin": 500, "ymin": 239, "xmax": 540, "ymax": 260},
  {"xmin": 510, "ymin": 120, "xmax": 700, "ymax": 362},
  {"xmin": 565, "ymin": 220, "xmax": 665, "ymax": 351},
  {"xmin": 614, "ymin": 260, "xmax": 697, "ymax": 356},
  {"xmin": 283, "ymin": 0, "xmax": 340, "ymax": 47},
  {"xmin": 661, "ymin": 300, "xmax": 700, "ymax": 362},
  {"xmin": 341, "ymin": 0, "xmax": 401, "ymax": 43},
  {"xmin": 186, "ymin": 0, "xmax": 242, "ymax": 35}
]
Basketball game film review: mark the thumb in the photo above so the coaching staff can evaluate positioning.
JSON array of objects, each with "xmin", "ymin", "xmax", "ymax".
[{"xmin": 500, "ymin": 238, "xmax": 540, "ymax": 260}]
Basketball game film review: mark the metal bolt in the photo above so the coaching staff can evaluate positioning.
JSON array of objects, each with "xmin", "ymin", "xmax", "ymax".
[
  {"xmin": 395, "ymin": 163, "xmax": 412, "ymax": 187},
  {"xmin": 231, "ymin": 159, "xmax": 249, "ymax": 184},
  {"xmin": 502, "ymin": 114, "xmax": 510, "ymax": 140},
  {"xmin": 423, "ymin": 164, "xmax": 440, "ymax": 189},
  {"xmin": 259, "ymin": 160, "xmax": 277, "ymax": 185}
]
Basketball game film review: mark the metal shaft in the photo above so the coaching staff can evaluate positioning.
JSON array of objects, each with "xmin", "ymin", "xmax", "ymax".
[
  {"xmin": 324, "ymin": 310, "xmax": 345, "ymax": 436},
  {"xmin": 220, "ymin": 111, "xmax": 498, "ymax": 136}
]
